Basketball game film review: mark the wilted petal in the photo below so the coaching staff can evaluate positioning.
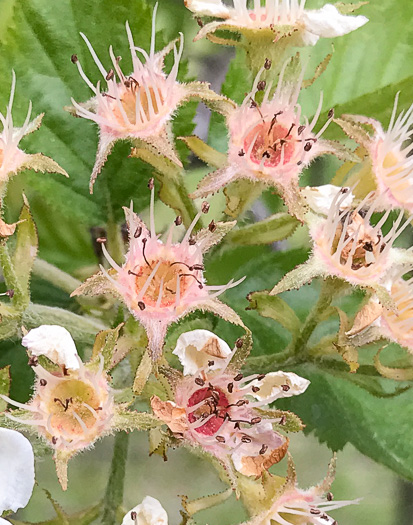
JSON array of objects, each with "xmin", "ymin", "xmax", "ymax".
[
  {"xmin": 184, "ymin": 0, "xmax": 230, "ymax": 17},
  {"xmin": 302, "ymin": 184, "xmax": 354, "ymax": 215},
  {"xmin": 151, "ymin": 396, "xmax": 189, "ymax": 433},
  {"xmin": 172, "ymin": 329, "xmax": 232, "ymax": 375},
  {"xmin": 22, "ymin": 325, "xmax": 80, "ymax": 370},
  {"xmin": 248, "ymin": 371, "xmax": 310, "ymax": 402},
  {"xmin": 302, "ymin": 4, "xmax": 368, "ymax": 39},
  {"xmin": 0, "ymin": 428, "xmax": 35, "ymax": 514},
  {"xmin": 122, "ymin": 496, "xmax": 168, "ymax": 525}
]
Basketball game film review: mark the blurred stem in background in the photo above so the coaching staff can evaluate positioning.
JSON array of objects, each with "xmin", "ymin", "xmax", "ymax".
[{"xmin": 397, "ymin": 479, "xmax": 413, "ymax": 525}]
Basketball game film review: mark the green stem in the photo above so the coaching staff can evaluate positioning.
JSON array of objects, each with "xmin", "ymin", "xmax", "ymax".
[
  {"xmin": 22, "ymin": 303, "xmax": 107, "ymax": 343},
  {"xmin": 32, "ymin": 259, "xmax": 82, "ymax": 294},
  {"xmin": 0, "ymin": 240, "xmax": 26, "ymax": 309},
  {"xmin": 102, "ymin": 432, "xmax": 130, "ymax": 525},
  {"xmin": 158, "ymin": 171, "xmax": 200, "ymax": 229},
  {"xmin": 289, "ymin": 279, "xmax": 336, "ymax": 357}
]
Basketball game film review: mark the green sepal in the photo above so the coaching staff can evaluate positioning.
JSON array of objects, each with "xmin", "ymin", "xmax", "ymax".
[
  {"xmin": 269, "ymin": 256, "xmax": 323, "ymax": 295},
  {"xmin": 247, "ymin": 291, "xmax": 301, "ymax": 333},
  {"xmin": 227, "ymin": 213, "xmax": 299, "ymax": 246},
  {"xmin": 148, "ymin": 427, "xmax": 169, "ymax": 460},
  {"xmin": 178, "ymin": 135, "xmax": 227, "ymax": 168},
  {"xmin": 334, "ymin": 1, "xmax": 369, "ymax": 14},
  {"xmin": 256, "ymin": 407, "xmax": 305, "ymax": 433},
  {"xmin": 181, "ymin": 488, "xmax": 233, "ymax": 517},
  {"xmin": 227, "ymin": 330, "xmax": 253, "ymax": 373},
  {"xmin": 335, "ymin": 307, "xmax": 359, "ymax": 373},
  {"xmin": 374, "ymin": 348, "xmax": 413, "ymax": 381},
  {"xmin": 91, "ymin": 323, "xmax": 124, "ymax": 371},
  {"xmin": 223, "ymin": 179, "xmax": 265, "ymax": 219}
]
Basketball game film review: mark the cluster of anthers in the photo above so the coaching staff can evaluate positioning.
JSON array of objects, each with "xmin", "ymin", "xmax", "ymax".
[{"xmin": 152, "ymin": 330, "xmax": 309, "ymax": 477}]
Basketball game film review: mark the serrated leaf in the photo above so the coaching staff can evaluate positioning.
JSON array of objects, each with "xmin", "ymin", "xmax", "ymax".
[{"xmin": 226, "ymin": 213, "xmax": 300, "ymax": 245}]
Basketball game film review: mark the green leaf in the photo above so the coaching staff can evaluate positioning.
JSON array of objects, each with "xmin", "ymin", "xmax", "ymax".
[
  {"xmin": 0, "ymin": 365, "xmax": 11, "ymax": 412},
  {"xmin": 247, "ymin": 291, "xmax": 301, "ymax": 334},
  {"xmin": 277, "ymin": 363, "xmax": 413, "ymax": 481},
  {"xmin": 226, "ymin": 213, "xmax": 300, "ymax": 245}
]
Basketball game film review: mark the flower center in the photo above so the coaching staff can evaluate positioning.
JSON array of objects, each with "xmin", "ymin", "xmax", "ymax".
[
  {"xmin": 331, "ymin": 210, "xmax": 382, "ymax": 270},
  {"xmin": 187, "ymin": 386, "xmax": 229, "ymax": 436},
  {"xmin": 133, "ymin": 259, "xmax": 201, "ymax": 308},
  {"xmin": 48, "ymin": 378, "xmax": 103, "ymax": 436},
  {"xmin": 243, "ymin": 121, "xmax": 296, "ymax": 168},
  {"xmin": 111, "ymin": 80, "xmax": 164, "ymax": 125}
]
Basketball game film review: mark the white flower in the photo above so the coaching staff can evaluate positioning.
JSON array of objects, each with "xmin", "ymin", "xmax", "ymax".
[
  {"xmin": 302, "ymin": 184, "xmax": 354, "ymax": 215},
  {"xmin": 22, "ymin": 325, "xmax": 80, "ymax": 370},
  {"xmin": 172, "ymin": 329, "xmax": 232, "ymax": 375},
  {"xmin": 122, "ymin": 496, "xmax": 168, "ymax": 525},
  {"xmin": 188, "ymin": 0, "xmax": 368, "ymax": 47},
  {"xmin": 0, "ymin": 428, "xmax": 35, "ymax": 518},
  {"xmin": 246, "ymin": 371, "xmax": 310, "ymax": 403}
]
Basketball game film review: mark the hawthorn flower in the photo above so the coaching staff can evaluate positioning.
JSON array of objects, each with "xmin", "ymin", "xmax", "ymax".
[
  {"xmin": 0, "ymin": 428, "xmax": 35, "ymax": 522},
  {"xmin": 151, "ymin": 330, "xmax": 309, "ymax": 477},
  {"xmin": 0, "ymin": 72, "xmax": 67, "ymax": 186},
  {"xmin": 348, "ymin": 272, "xmax": 413, "ymax": 354},
  {"xmin": 191, "ymin": 67, "xmax": 341, "ymax": 219},
  {"xmin": 242, "ymin": 456, "xmax": 358, "ymax": 525},
  {"xmin": 122, "ymin": 496, "xmax": 168, "ymax": 525},
  {"xmin": 271, "ymin": 188, "xmax": 413, "ymax": 298},
  {"xmin": 338, "ymin": 95, "xmax": 413, "ymax": 213},
  {"xmin": 1, "ymin": 326, "xmax": 122, "ymax": 490},
  {"xmin": 187, "ymin": 0, "xmax": 368, "ymax": 47},
  {"xmin": 72, "ymin": 188, "xmax": 245, "ymax": 360},
  {"xmin": 71, "ymin": 5, "xmax": 228, "ymax": 192}
]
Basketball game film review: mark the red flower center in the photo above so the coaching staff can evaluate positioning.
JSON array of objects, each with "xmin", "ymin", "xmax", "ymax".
[
  {"xmin": 243, "ymin": 121, "xmax": 295, "ymax": 168},
  {"xmin": 187, "ymin": 386, "xmax": 229, "ymax": 436}
]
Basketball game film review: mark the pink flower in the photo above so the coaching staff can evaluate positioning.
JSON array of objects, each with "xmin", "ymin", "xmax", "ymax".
[
  {"xmin": 71, "ymin": 5, "xmax": 225, "ymax": 192},
  {"xmin": 0, "ymin": 72, "xmax": 67, "ymax": 185},
  {"xmin": 339, "ymin": 95, "xmax": 413, "ymax": 213},
  {"xmin": 151, "ymin": 330, "xmax": 309, "ymax": 477},
  {"xmin": 242, "ymin": 456, "xmax": 359, "ymax": 525},
  {"xmin": 72, "ymin": 188, "xmax": 245, "ymax": 359},
  {"xmin": 191, "ymin": 66, "xmax": 339, "ymax": 219}
]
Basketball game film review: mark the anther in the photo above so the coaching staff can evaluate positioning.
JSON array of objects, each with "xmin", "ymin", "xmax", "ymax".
[
  {"xmin": 257, "ymin": 80, "xmax": 266, "ymax": 91},
  {"xmin": 175, "ymin": 215, "xmax": 182, "ymax": 226},
  {"xmin": 138, "ymin": 301, "xmax": 146, "ymax": 310},
  {"xmin": 310, "ymin": 508, "xmax": 321, "ymax": 515},
  {"xmin": 241, "ymin": 435, "xmax": 252, "ymax": 443},
  {"xmin": 52, "ymin": 436, "xmax": 58, "ymax": 445},
  {"xmin": 134, "ymin": 225, "xmax": 142, "ymax": 238},
  {"xmin": 326, "ymin": 492, "xmax": 334, "ymax": 501},
  {"xmin": 279, "ymin": 415, "xmax": 287, "ymax": 425},
  {"xmin": 251, "ymin": 386, "xmax": 260, "ymax": 393},
  {"xmin": 257, "ymin": 374, "xmax": 266, "ymax": 380},
  {"xmin": 71, "ymin": 54, "xmax": 78, "ymax": 64},
  {"xmin": 364, "ymin": 241, "xmax": 373, "ymax": 252},
  {"xmin": 105, "ymin": 69, "xmax": 114, "ymax": 81},
  {"xmin": 208, "ymin": 360, "xmax": 215, "ymax": 367},
  {"xmin": 196, "ymin": 17, "xmax": 204, "ymax": 27},
  {"xmin": 131, "ymin": 511, "xmax": 137, "ymax": 520},
  {"xmin": 264, "ymin": 58, "xmax": 272, "ymax": 70},
  {"xmin": 259, "ymin": 444, "xmax": 268, "ymax": 455},
  {"xmin": 195, "ymin": 377, "xmax": 205, "ymax": 386},
  {"xmin": 227, "ymin": 383, "xmax": 234, "ymax": 393},
  {"xmin": 96, "ymin": 237, "xmax": 107, "ymax": 243},
  {"xmin": 189, "ymin": 237, "xmax": 196, "ymax": 245},
  {"xmin": 234, "ymin": 373, "xmax": 243, "ymax": 381},
  {"xmin": 235, "ymin": 399, "xmax": 248, "ymax": 407},
  {"xmin": 235, "ymin": 338, "xmax": 243, "ymax": 348},
  {"xmin": 297, "ymin": 125, "xmax": 306, "ymax": 135},
  {"xmin": 39, "ymin": 379, "xmax": 47, "ymax": 387},
  {"xmin": 216, "ymin": 435, "xmax": 225, "ymax": 443},
  {"xmin": 5, "ymin": 289, "xmax": 14, "ymax": 298},
  {"xmin": 262, "ymin": 151, "xmax": 271, "ymax": 158},
  {"xmin": 328, "ymin": 108, "xmax": 335, "ymax": 119},
  {"xmin": 304, "ymin": 142, "xmax": 312, "ymax": 152},
  {"xmin": 148, "ymin": 178, "xmax": 154, "ymax": 190},
  {"xmin": 238, "ymin": 149, "xmax": 245, "ymax": 156},
  {"xmin": 201, "ymin": 201, "xmax": 210, "ymax": 214},
  {"xmin": 251, "ymin": 417, "xmax": 262, "ymax": 424},
  {"xmin": 189, "ymin": 264, "xmax": 204, "ymax": 271},
  {"xmin": 281, "ymin": 384, "xmax": 290, "ymax": 392},
  {"xmin": 208, "ymin": 220, "xmax": 216, "ymax": 233},
  {"xmin": 28, "ymin": 356, "xmax": 38, "ymax": 367}
]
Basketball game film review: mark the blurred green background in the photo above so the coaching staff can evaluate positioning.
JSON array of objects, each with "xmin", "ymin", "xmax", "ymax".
[{"xmin": 0, "ymin": 0, "xmax": 412, "ymax": 523}]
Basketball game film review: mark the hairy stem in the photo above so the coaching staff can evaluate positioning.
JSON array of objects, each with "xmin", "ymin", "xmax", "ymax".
[
  {"xmin": 102, "ymin": 432, "xmax": 130, "ymax": 525},
  {"xmin": 32, "ymin": 258, "xmax": 82, "ymax": 294}
]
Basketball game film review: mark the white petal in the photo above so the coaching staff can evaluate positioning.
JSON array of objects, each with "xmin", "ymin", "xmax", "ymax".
[
  {"xmin": 248, "ymin": 371, "xmax": 310, "ymax": 402},
  {"xmin": 302, "ymin": 185, "xmax": 354, "ymax": 215},
  {"xmin": 22, "ymin": 325, "xmax": 80, "ymax": 370},
  {"xmin": 184, "ymin": 0, "xmax": 230, "ymax": 17},
  {"xmin": 302, "ymin": 4, "xmax": 368, "ymax": 39},
  {"xmin": 0, "ymin": 519, "xmax": 11, "ymax": 524},
  {"xmin": 172, "ymin": 329, "xmax": 232, "ymax": 375},
  {"xmin": 0, "ymin": 428, "xmax": 35, "ymax": 514},
  {"xmin": 122, "ymin": 496, "xmax": 168, "ymax": 525}
]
